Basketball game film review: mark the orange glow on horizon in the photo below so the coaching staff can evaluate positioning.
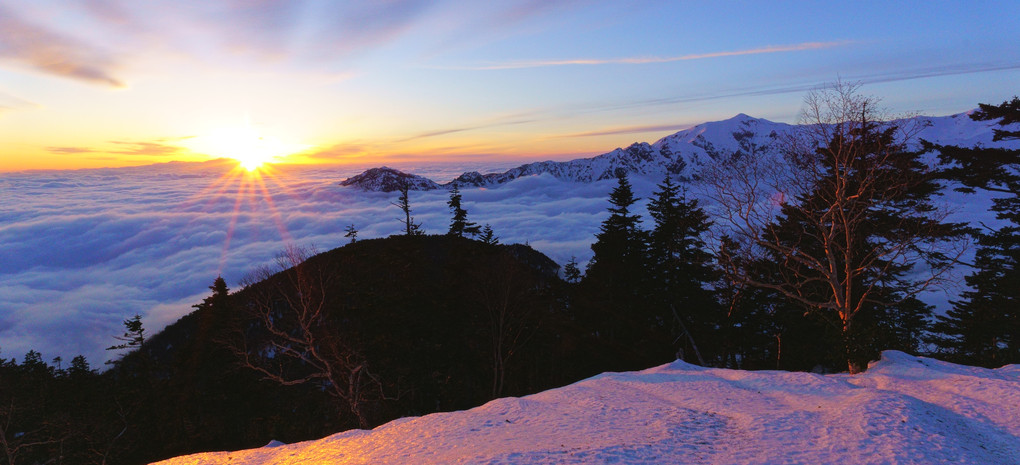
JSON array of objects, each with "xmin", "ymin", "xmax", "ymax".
[{"xmin": 184, "ymin": 125, "xmax": 307, "ymax": 172}]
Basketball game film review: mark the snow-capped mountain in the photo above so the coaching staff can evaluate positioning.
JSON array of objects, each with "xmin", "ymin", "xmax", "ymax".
[
  {"xmin": 340, "ymin": 112, "xmax": 1019, "ymax": 191},
  {"xmin": 339, "ymin": 166, "xmax": 442, "ymax": 192}
]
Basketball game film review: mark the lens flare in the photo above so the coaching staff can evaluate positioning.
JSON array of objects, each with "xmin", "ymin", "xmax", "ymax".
[
  {"xmin": 178, "ymin": 163, "xmax": 299, "ymax": 278},
  {"xmin": 188, "ymin": 126, "xmax": 304, "ymax": 171}
]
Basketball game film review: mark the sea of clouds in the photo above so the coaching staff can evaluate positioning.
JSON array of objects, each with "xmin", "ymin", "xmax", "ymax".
[
  {"xmin": 0, "ymin": 160, "xmax": 671, "ymax": 366},
  {"xmin": 1, "ymin": 157, "xmax": 992, "ymax": 367}
]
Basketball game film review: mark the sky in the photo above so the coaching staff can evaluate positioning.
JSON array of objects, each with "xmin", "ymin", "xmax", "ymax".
[{"xmin": 1, "ymin": 0, "xmax": 1019, "ymax": 172}]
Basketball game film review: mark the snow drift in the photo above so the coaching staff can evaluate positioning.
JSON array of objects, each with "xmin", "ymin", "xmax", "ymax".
[{"xmin": 156, "ymin": 351, "xmax": 1020, "ymax": 464}]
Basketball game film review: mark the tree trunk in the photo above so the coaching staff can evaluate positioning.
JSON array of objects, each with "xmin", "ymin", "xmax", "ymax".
[{"xmin": 843, "ymin": 320, "xmax": 865, "ymax": 374}]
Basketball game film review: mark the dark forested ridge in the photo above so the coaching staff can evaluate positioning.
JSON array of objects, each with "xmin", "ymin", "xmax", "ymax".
[{"xmin": 1, "ymin": 236, "xmax": 607, "ymax": 464}]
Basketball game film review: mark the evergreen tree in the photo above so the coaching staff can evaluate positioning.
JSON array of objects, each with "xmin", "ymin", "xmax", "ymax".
[
  {"xmin": 581, "ymin": 172, "xmax": 655, "ymax": 365},
  {"xmin": 447, "ymin": 185, "xmax": 481, "ymax": 237},
  {"xmin": 393, "ymin": 180, "xmax": 423, "ymax": 236},
  {"xmin": 646, "ymin": 175, "xmax": 718, "ymax": 364},
  {"xmin": 563, "ymin": 256, "xmax": 581, "ymax": 283},
  {"xmin": 479, "ymin": 224, "xmax": 499, "ymax": 245},
  {"xmin": 929, "ymin": 97, "xmax": 1020, "ymax": 366},
  {"xmin": 193, "ymin": 276, "xmax": 230, "ymax": 314},
  {"xmin": 107, "ymin": 315, "xmax": 146, "ymax": 352},
  {"xmin": 344, "ymin": 224, "xmax": 358, "ymax": 243},
  {"xmin": 68, "ymin": 354, "xmax": 93, "ymax": 378},
  {"xmin": 975, "ymin": 96, "xmax": 1020, "ymax": 141},
  {"xmin": 586, "ymin": 172, "xmax": 646, "ymax": 283}
]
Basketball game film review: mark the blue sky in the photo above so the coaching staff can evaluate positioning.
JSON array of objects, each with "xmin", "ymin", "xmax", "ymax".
[{"xmin": 0, "ymin": 0, "xmax": 1018, "ymax": 171}]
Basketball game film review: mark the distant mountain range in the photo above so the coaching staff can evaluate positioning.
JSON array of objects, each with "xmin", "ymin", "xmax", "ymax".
[{"xmin": 339, "ymin": 112, "xmax": 1018, "ymax": 192}]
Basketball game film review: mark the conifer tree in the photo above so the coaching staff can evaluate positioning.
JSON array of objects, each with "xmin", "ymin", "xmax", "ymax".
[
  {"xmin": 68, "ymin": 354, "xmax": 93, "ymax": 378},
  {"xmin": 447, "ymin": 185, "xmax": 481, "ymax": 237},
  {"xmin": 194, "ymin": 276, "xmax": 230, "ymax": 313},
  {"xmin": 587, "ymin": 171, "xmax": 646, "ymax": 282},
  {"xmin": 479, "ymin": 224, "xmax": 499, "ymax": 245},
  {"xmin": 563, "ymin": 256, "xmax": 581, "ymax": 283},
  {"xmin": 929, "ymin": 97, "xmax": 1020, "ymax": 366},
  {"xmin": 344, "ymin": 224, "xmax": 358, "ymax": 243},
  {"xmin": 393, "ymin": 180, "xmax": 423, "ymax": 236},
  {"xmin": 107, "ymin": 315, "xmax": 146, "ymax": 352},
  {"xmin": 646, "ymin": 175, "xmax": 717, "ymax": 363},
  {"xmin": 647, "ymin": 175, "xmax": 714, "ymax": 290},
  {"xmin": 582, "ymin": 172, "xmax": 654, "ymax": 361}
]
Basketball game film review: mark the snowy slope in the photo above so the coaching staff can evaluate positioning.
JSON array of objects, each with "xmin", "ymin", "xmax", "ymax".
[
  {"xmin": 341, "ymin": 112, "xmax": 1020, "ymax": 191},
  {"xmin": 338, "ymin": 166, "xmax": 442, "ymax": 191},
  {"xmin": 156, "ymin": 351, "xmax": 1020, "ymax": 464}
]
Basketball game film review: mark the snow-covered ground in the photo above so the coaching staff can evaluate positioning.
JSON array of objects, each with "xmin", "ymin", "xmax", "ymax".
[{"xmin": 156, "ymin": 351, "xmax": 1020, "ymax": 464}]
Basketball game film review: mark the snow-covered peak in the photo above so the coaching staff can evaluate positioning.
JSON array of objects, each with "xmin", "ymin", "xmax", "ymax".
[
  {"xmin": 913, "ymin": 112, "xmax": 1020, "ymax": 149},
  {"xmin": 339, "ymin": 111, "xmax": 1019, "ymax": 192},
  {"xmin": 339, "ymin": 166, "xmax": 441, "ymax": 192}
]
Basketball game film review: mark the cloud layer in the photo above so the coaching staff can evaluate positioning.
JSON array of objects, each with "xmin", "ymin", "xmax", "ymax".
[
  {"xmin": 0, "ymin": 160, "xmax": 658, "ymax": 366},
  {"xmin": 0, "ymin": 152, "xmax": 1000, "ymax": 367},
  {"xmin": 460, "ymin": 41, "xmax": 853, "ymax": 70}
]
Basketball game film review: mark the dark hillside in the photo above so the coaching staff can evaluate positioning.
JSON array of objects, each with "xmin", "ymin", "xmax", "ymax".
[{"xmin": 106, "ymin": 235, "xmax": 592, "ymax": 463}]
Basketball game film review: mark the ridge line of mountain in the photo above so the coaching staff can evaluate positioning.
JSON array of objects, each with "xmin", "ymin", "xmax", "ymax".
[{"xmin": 338, "ymin": 111, "xmax": 1010, "ymax": 192}]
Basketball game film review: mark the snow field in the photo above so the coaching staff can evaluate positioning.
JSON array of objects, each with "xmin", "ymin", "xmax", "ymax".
[{"xmin": 156, "ymin": 351, "xmax": 1020, "ymax": 464}]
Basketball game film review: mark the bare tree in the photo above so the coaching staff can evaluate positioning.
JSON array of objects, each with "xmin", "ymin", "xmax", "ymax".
[
  {"xmin": 702, "ymin": 82, "xmax": 967, "ymax": 373},
  {"xmin": 0, "ymin": 399, "xmax": 68, "ymax": 465},
  {"xmin": 470, "ymin": 252, "xmax": 544, "ymax": 399},
  {"xmin": 232, "ymin": 244, "xmax": 388, "ymax": 427}
]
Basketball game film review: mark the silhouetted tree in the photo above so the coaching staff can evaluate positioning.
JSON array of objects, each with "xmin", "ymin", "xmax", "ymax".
[
  {"xmin": 448, "ymin": 185, "xmax": 481, "ymax": 238},
  {"xmin": 107, "ymin": 315, "xmax": 145, "ymax": 353},
  {"xmin": 393, "ymin": 180, "xmax": 423, "ymax": 236},
  {"xmin": 479, "ymin": 224, "xmax": 499, "ymax": 245},
  {"xmin": 68, "ymin": 355, "xmax": 93, "ymax": 378},
  {"xmin": 586, "ymin": 172, "xmax": 646, "ymax": 284},
  {"xmin": 581, "ymin": 172, "xmax": 655, "ymax": 366},
  {"xmin": 344, "ymin": 224, "xmax": 358, "ymax": 244},
  {"xmin": 563, "ymin": 256, "xmax": 581, "ymax": 283},
  {"xmin": 646, "ymin": 175, "xmax": 717, "ymax": 364}
]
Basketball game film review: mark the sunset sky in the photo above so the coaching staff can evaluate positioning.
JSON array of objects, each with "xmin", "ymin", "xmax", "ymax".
[{"xmin": 1, "ymin": 0, "xmax": 1018, "ymax": 172}]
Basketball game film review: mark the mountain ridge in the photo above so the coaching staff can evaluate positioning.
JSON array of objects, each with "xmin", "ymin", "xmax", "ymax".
[{"xmin": 339, "ymin": 111, "xmax": 1019, "ymax": 191}]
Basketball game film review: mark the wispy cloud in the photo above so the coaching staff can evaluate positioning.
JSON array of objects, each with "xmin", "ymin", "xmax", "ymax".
[
  {"xmin": 0, "ymin": 91, "xmax": 38, "ymax": 114},
  {"xmin": 210, "ymin": 0, "xmax": 434, "ymax": 63},
  {"xmin": 559, "ymin": 123, "xmax": 694, "ymax": 138},
  {"xmin": 558, "ymin": 60, "xmax": 1020, "ymax": 118},
  {"xmin": 47, "ymin": 146, "xmax": 96, "ymax": 154},
  {"xmin": 0, "ymin": 5, "xmax": 125, "ymax": 88},
  {"xmin": 47, "ymin": 138, "xmax": 193, "ymax": 157},
  {"xmin": 108, "ymin": 140, "xmax": 189, "ymax": 156},
  {"xmin": 853, "ymin": 61, "xmax": 1020, "ymax": 87},
  {"xmin": 397, "ymin": 115, "xmax": 540, "ymax": 143},
  {"xmin": 456, "ymin": 41, "xmax": 853, "ymax": 70}
]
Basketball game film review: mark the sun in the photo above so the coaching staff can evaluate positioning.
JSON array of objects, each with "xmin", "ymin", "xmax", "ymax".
[{"xmin": 192, "ymin": 126, "xmax": 296, "ymax": 171}]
